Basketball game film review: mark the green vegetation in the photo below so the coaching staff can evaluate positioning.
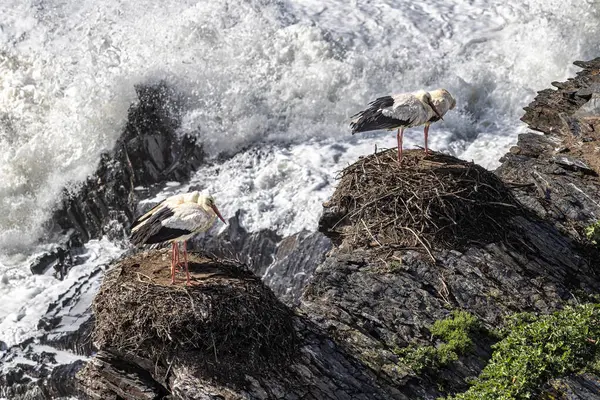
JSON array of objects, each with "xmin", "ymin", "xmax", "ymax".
[
  {"xmin": 396, "ymin": 311, "xmax": 480, "ymax": 374},
  {"xmin": 446, "ymin": 304, "xmax": 600, "ymax": 400},
  {"xmin": 585, "ymin": 221, "xmax": 600, "ymax": 244}
]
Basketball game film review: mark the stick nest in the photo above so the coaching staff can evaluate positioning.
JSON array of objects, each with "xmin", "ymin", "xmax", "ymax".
[
  {"xmin": 320, "ymin": 149, "xmax": 525, "ymax": 252},
  {"xmin": 92, "ymin": 250, "xmax": 297, "ymax": 385}
]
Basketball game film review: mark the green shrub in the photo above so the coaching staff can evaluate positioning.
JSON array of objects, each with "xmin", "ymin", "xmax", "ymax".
[
  {"xmin": 585, "ymin": 221, "xmax": 600, "ymax": 244},
  {"xmin": 447, "ymin": 304, "xmax": 600, "ymax": 400},
  {"xmin": 396, "ymin": 311, "xmax": 480, "ymax": 374}
]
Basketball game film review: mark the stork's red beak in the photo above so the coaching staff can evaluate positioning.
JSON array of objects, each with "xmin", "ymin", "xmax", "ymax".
[
  {"xmin": 427, "ymin": 98, "xmax": 444, "ymax": 120},
  {"xmin": 212, "ymin": 205, "xmax": 226, "ymax": 223}
]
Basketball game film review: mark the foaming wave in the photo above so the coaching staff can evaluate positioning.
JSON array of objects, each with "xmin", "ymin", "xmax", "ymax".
[{"xmin": 1, "ymin": 0, "xmax": 599, "ymax": 250}]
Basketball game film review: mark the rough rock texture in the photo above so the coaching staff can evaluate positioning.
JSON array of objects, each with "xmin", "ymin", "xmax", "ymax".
[
  {"xmin": 191, "ymin": 211, "xmax": 282, "ymax": 277},
  {"xmin": 0, "ymin": 340, "xmax": 87, "ymax": 400},
  {"xmin": 308, "ymin": 150, "xmax": 600, "ymax": 398},
  {"xmin": 299, "ymin": 58, "xmax": 600, "ymax": 399},
  {"xmin": 496, "ymin": 58, "xmax": 600, "ymax": 241},
  {"xmin": 263, "ymin": 230, "xmax": 332, "ymax": 307},
  {"xmin": 190, "ymin": 212, "xmax": 331, "ymax": 306},
  {"xmin": 0, "ymin": 265, "xmax": 103, "ymax": 400},
  {"xmin": 541, "ymin": 373, "xmax": 600, "ymax": 400}
]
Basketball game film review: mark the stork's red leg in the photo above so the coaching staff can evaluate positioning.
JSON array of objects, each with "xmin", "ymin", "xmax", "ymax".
[
  {"xmin": 424, "ymin": 124, "xmax": 430, "ymax": 154},
  {"xmin": 397, "ymin": 127, "xmax": 404, "ymax": 163},
  {"xmin": 170, "ymin": 242, "xmax": 176, "ymax": 284},
  {"xmin": 183, "ymin": 241, "xmax": 191, "ymax": 286},
  {"xmin": 174, "ymin": 243, "xmax": 183, "ymax": 272}
]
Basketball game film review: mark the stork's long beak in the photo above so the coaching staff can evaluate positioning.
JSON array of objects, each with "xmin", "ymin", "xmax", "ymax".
[
  {"xmin": 212, "ymin": 205, "xmax": 226, "ymax": 224},
  {"xmin": 427, "ymin": 99, "xmax": 444, "ymax": 121}
]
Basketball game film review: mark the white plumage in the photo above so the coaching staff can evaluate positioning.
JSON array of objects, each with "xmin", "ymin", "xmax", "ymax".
[
  {"xmin": 351, "ymin": 89, "xmax": 456, "ymax": 162},
  {"xmin": 130, "ymin": 191, "xmax": 226, "ymax": 285},
  {"xmin": 380, "ymin": 91, "xmax": 435, "ymax": 127}
]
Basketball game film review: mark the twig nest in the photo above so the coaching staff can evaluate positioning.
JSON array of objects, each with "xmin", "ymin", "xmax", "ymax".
[
  {"xmin": 92, "ymin": 250, "xmax": 296, "ymax": 385},
  {"xmin": 319, "ymin": 149, "xmax": 525, "ymax": 252}
]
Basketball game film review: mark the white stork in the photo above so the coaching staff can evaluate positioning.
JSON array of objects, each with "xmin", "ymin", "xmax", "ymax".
[
  {"xmin": 350, "ymin": 89, "xmax": 456, "ymax": 162},
  {"xmin": 129, "ymin": 191, "xmax": 226, "ymax": 285}
]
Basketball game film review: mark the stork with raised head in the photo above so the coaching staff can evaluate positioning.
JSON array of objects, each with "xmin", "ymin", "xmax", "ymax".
[
  {"xmin": 350, "ymin": 89, "xmax": 455, "ymax": 162},
  {"xmin": 129, "ymin": 191, "xmax": 226, "ymax": 286}
]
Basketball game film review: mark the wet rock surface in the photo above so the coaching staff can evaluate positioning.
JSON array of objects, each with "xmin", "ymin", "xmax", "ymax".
[
  {"xmin": 263, "ymin": 229, "xmax": 331, "ymax": 307},
  {"xmin": 192, "ymin": 210, "xmax": 282, "ymax": 277},
  {"xmin": 0, "ymin": 341, "xmax": 87, "ymax": 400}
]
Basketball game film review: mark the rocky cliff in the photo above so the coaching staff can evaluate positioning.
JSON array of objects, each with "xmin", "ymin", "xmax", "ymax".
[
  {"xmin": 3, "ymin": 58, "xmax": 600, "ymax": 400},
  {"xmin": 76, "ymin": 58, "xmax": 600, "ymax": 399}
]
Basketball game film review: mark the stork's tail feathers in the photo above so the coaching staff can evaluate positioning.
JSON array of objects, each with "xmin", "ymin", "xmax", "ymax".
[{"xmin": 350, "ymin": 96, "xmax": 402, "ymax": 134}]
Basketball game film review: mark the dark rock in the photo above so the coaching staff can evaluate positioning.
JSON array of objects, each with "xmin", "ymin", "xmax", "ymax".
[
  {"xmin": 0, "ymin": 342, "xmax": 85, "ymax": 400},
  {"xmin": 263, "ymin": 230, "xmax": 332, "ymax": 306},
  {"xmin": 45, "ymin": 360, "xmax": 87, "ymax": 399},
  {"xmin": 497, "ymin": 57, "xmax": 600, "ymax": 241},
  {"xmin": 30, "ymin": 251, "xmax": 60, "ymax": 275},
  {"xmin": 40, "ymin": 316, "xmax": 96, "ymax": 357},
  {"xmin": 192, "ymin": 213, "xmax": 331, "ymax": 305},
  {"xmin": 192, "ymin": 210, "xmax": 282, "ymax": 276},
  {"xmin": 79, "ymin": 351, "xmax": 168, "ymax": 400},
  {"xmin": 541, "ymin": 373, "xmax": 600, "ymax": 400},
  {"xmin": 294, "ymin": 59, "xmax": 600, "ymax": 399},
  {"xmin": 552, "ymin": 155, "xmax": 596, "ymax": 175},
  {"xmin": 37, "ymin": 266, "xmax": 104, "ymax": 357},
  {"xmin": 30, "ymin": 246, "xmax": 75, "ymax": 278}
]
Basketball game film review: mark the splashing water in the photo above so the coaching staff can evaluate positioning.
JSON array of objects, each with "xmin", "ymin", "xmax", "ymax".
[{"xmin": 1, "ymin": 0, "xmax": 599, "ymax": 251}]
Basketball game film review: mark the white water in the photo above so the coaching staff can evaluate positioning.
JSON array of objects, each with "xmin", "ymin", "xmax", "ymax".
[{"xmin": 0, "ymin": 0, "xmax": 599, "ymax": 356}]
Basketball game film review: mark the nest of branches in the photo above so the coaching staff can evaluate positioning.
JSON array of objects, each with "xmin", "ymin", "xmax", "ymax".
[
  {"xmin": 92, "ymin": 250, "xmax": 296, "ymax": 385},
  {"xmin": 321, "ymin": 149, "xmax": 525, "ymax": 253}
]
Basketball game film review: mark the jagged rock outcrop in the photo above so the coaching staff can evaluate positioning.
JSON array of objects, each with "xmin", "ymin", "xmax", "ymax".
[
  {"xmin": 308, "ymin": 148, "xmax": 600, "ymax": 398},
  {"xmin": 0, "ymin": 340, "xmax": 87, "ymax": 400},
  {"xmin": 262, "ymin": 229, "xmax": 332, "ymax": 307},
  {"xmin": 30, "ymin": 82, "xmax": 204, "ymax": 279},
  {"xmin": 497, "ymin": 58, "xmax": 600, "ymax": 241},
  {"xmin": 191, "ymin": 211, "xmax": 332, "ymax": 306}
]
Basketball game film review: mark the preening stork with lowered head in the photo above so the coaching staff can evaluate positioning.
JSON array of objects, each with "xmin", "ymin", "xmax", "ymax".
[
  {"xmin": 129, "ymin": 191, "xmax": 226, "ymax": 286},
  {"xmin": 350, "ymin": 89, "xmax": 456, "ymax": 162}
]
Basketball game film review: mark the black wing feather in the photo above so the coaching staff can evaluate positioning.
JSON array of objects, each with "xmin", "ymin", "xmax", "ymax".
[
  {"xmin": 129, "ymin": 202, "xmax": 164, "ymax": 229},
  {"xmin": 129, "ymin": 206, "xmax": 190, "ymax": 246},
  {"xmin": 144, "ymin": 227, "xmax": 192, "ymax": 245},
  {"xmin": 350, "ymin": 96, "xmax": 410, "ymax": 134}
]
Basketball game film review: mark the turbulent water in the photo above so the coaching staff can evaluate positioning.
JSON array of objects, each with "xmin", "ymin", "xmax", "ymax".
[{"xmin": 0, "ymin": 0, "xmax": 599, "ymax": 359}]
